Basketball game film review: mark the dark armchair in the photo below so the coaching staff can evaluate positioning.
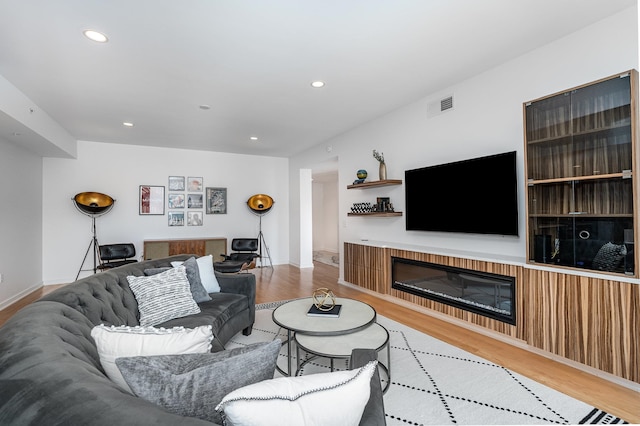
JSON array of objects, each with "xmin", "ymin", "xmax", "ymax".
[
  {"xmin": 97, "ymin": 243, "xmax": 138, "ymax": 270},
  {"xmin": 214, "ymin": 238, "xmax": 260, "ymax": 273}
]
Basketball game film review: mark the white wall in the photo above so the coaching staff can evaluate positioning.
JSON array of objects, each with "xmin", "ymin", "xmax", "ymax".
[
  {"xmin": 42, "ymin": 141, "xmax": 289, "ymax": 284},
  {"xmin": 298, "ymin": 169, "xmax": 313, "ymax": 268},
  {"xmin": 289, "ymin": 7, "xmax": 638, "ymax": 275},
  {"xmin": 0, "ymin": 138, "xmax": 43, "ymax": 309},
  {"xmin": 312, "ymin": 176, "xmax": 339, "ymax": 253}
]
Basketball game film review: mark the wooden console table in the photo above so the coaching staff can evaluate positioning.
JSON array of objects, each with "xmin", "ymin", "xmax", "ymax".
[{"xmin": 143, "ymin": 238, "xmax": 227, "ymax": 261}]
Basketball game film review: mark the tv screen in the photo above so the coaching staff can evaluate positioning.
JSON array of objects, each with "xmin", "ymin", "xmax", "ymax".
[{"xmin": 405, "ymin": 151, "xmax": 518, "ymax": 236}]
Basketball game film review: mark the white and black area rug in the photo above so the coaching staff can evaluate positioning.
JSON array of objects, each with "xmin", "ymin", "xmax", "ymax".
[{"xmin": 227, "ymin": 301, "xmax": 628, "ymax": 425}]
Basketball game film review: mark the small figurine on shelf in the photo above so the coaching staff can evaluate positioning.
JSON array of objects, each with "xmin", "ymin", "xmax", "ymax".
[
  {"xmin": 376, "ymin": 197, "xmax": 390, "ymax": 212},
  {"xmin": 373, "ymin": 150, "xmax": 387, "ymax": 180},
  {"xmin": 353, "ymin": 169, "xmax": 367, "ymax": 185}
]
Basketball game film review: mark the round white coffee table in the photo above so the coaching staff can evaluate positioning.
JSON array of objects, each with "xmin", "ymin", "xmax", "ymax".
[
  {"xmin": 272, "ymin": 297, "xmax": 376, "ymax": 375},
  {"xmin": 294, "ymin": 322, "xmax": 391, "ymax": 393}
]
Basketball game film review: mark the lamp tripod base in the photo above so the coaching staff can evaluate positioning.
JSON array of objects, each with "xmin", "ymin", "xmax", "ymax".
[
  {"xmin": 257, "ymin": 230, "xmax": 273, "ymax": 269},
  {"xmin": 75, "ymin": 216, "xmax": 101, "ymax": 280}
]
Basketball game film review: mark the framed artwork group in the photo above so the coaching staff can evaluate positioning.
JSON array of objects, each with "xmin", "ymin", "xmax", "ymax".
[{"xmin": 140, "ymin": 176, "xmax": 227, "ymax": 226}]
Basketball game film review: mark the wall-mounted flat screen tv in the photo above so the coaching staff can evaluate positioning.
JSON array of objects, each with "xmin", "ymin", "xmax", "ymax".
[{"xmin": 405, "ymin": 151, "xmax": 518, "ymax": 236}]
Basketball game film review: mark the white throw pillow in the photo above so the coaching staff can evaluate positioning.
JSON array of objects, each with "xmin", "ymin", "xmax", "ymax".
[
  {"xmin": 215, "ymin": 361, "xmax": 376, "ymax": 426},
  {"xmin": 127, "ymin": 266, "xmax": 201, "ymax": 326},
  {"xmin": 172, "ymin": 255, "xmax": 220, "ymax": 293},
  {"xmin": 91, "ymin": 324, "xmax": 213, "ymax": 393},
  {"xmin": 197, "ymin": 255, "xmax": 221, "ymax": 293}
]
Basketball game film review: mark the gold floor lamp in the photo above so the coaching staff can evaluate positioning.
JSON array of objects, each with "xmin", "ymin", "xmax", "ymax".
[
  {"xmin": 247, "ymin": 194, "xmax": 274, "ymax": 269},
  {"xmin": 73, "ymin": 192, "xmax": 115, "ymax": 280}
]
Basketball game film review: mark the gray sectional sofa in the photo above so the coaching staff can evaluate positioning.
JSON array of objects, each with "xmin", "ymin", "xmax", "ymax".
[
  {"xmin": 0, "ymin": 254, "xmax": 386, "ymax": 425},
  {"xmin": 0, "ymin": 255, "xmax": 254, "ymax": 425}
]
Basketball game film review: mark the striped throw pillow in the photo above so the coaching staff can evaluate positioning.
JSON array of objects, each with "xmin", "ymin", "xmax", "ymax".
[{"xmin": 127, "ymin": 266, "xmax": 201, "ymax": 327}]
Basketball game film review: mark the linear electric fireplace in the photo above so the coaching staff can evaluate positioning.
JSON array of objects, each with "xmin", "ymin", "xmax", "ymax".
[{"xmin": 391, "ymin": 257, "xmax": 516, "ymax": 324}]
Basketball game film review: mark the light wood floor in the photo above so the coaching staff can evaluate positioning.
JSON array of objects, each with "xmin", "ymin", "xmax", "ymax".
[{"xmin": 2, "ymin": 262, "xmax": 638, "ymax": 423}]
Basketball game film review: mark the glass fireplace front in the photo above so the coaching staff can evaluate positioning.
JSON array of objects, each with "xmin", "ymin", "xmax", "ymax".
[{"xmin": 391, "ymin": 257, "xmax": 516, "ymax": 324}]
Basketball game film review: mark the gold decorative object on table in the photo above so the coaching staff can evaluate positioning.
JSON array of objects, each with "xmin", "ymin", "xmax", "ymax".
[{"xmin": 312, "ymin": 288, "xmax": 336, "ymax": 311}]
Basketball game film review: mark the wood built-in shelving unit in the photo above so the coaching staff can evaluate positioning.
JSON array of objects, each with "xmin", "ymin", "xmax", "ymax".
[
  {"xmin": 347, "ymin": 179, "xmax": 403, "ymax": 217},
  {"xmin": 343, "ymin": 241, "xmax": 640, "ymax": 384},
  {"xmin": 524, "ymin": 70, "xmax": 638, "ymax": 276}
]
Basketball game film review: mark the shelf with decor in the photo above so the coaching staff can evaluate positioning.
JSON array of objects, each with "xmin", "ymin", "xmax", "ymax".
[
  {"xmin": 347, "ymin": 212, "xmax": 403, "ymax": 217},
  {"xmin": 347, "ymin": 179, "xmax": 402, "ymax": 217},
  {"xmin": 347, "ymin": 179, "xmax": 402, "ymax": 189},
  {"xmin": 524, "ymin": 70, "xmax": 638, "ymax": 276}
]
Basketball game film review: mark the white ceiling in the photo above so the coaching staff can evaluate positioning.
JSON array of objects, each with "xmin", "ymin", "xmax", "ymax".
[{"xmin": 0, "ymin": 0, "xmax": 635, "ymax": 158}]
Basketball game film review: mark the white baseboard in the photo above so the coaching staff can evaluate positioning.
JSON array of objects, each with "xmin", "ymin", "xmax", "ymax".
[{"xmin": 0, "ymin": 282, "xmax": 44, "ymax": 311}]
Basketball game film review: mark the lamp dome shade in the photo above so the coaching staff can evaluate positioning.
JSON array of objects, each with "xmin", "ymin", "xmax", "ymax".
[
  {"xmin": 73, "ymin": 192, "xmax": 115, "ymax": 215},
  {"xmin": 247, "ymin": 194, "xmax": 274, "ymax": 214}
]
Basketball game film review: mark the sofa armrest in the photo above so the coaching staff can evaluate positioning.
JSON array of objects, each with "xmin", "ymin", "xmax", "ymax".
[
  {"xmin": 350, "ymin": 348, "xmax": 386, "ymax": 426},
  {"xmin": 215, "ymin": 272, "xmax": 256, "ymax": 323},
  {"xmin": 215, "ymin": 272, "xmax": 256, "ymax": 298}
]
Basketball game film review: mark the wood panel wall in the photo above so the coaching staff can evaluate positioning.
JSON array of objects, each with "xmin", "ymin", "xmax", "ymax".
[
  {"xmin": 344, "ymin": 242, "xmax": 640, "ymax": 383},
  {"xmin": 344, "ymin": 243, "xmax": 388, "ymax": 294},
  {"xmin": 524, "ymin": 268, "xmax": 639, "ymax": 382}
]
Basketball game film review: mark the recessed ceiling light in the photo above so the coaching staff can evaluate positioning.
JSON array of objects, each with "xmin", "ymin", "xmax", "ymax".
[
  {"xmin": 311, "ymin": 81, "xmax": 325, "ymax": 88},
  {"xmin": 250, "ymin": 136, "xmax": 258, "ymax": 141},
  {"xmin": 123, "ymin": 122, "xmax": 134, "ymax": 127},
  {"xmin": 83, "ymin": 30, "xmax": 108, "ymax": 43}
]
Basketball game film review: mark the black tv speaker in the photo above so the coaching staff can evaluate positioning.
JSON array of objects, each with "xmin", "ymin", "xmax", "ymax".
[{"xmin": 534, "ymin": 235, "xmax": 552, "ymax": 263}]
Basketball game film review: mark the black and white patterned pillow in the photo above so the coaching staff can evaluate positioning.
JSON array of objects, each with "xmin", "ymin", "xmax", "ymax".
[
  {"xmin": 127, "ymin": 266, "xmax": 200, "ymax": 326},
  {"xmin": 145, "ymin": 256, "xmax": 211, "ymax": 303},
  {"xmin": 592, "ymin": 242, "xmax": 627, "ymax": 271}
]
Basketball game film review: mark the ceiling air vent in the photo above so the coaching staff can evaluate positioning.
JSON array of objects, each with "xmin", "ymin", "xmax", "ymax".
[{"xmin": 427, "ymin": 94, "xmax": 454, "ymax": 118}]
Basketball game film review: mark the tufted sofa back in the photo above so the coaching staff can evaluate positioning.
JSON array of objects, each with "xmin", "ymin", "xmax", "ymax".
[
  {"xmin": 0, "ymin": 254, "xmax": 214, "ymax": 425},
  {"xmin": 39, "ymin": 254, "xmax": 192, "ymax": 327},
  {"xmin": 0, "ymin": 300, "xmax": 213, "ymax": 425}
]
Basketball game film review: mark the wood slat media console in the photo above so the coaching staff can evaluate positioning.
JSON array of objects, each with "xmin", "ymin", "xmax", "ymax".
[
  {"xmin": 144, "ymin": 238, "xmax": 227, "ymax": 261},
  {"xmin": 344, "ymin": 242, "xmax": 639, "ymax": 384}
]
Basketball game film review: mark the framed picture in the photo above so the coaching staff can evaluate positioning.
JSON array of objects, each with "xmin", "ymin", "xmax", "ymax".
[
  {"xmin": 206, "ymin": 187, "xmax": 227, "ymax": 214},
  {"xmin": 187, "ymin": 193, "xmax": 203, "ymax": 208},
  {"xmin": 168, "ymin": 211, "xmax": 184, "ymax": 226},
  {"xmin": 168, "ymin": 193, "xmax": 185, "ymax": 209},
  {"xmin": 187, "ymin": 211, "xmax": 203, "ymax": 226},
  {"xmin": 187, "ymin": 176, "xmax": 203, "ymax": 192},
  {"xmin": 139, "ymin": 185, "xmax": 165, "ymax": 215},
  {"xmin": 168, "ymin": 176, "xmax": 185, "ymax": 191}
]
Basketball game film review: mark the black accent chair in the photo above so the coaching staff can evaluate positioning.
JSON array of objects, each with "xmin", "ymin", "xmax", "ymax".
[
  {"xmin": 97, "ymin": 243, "xmax": 138, "ymax": 270},
  {"xmin": 214, "ymin": 238, "xmax": 260, "ymax": 273}
]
